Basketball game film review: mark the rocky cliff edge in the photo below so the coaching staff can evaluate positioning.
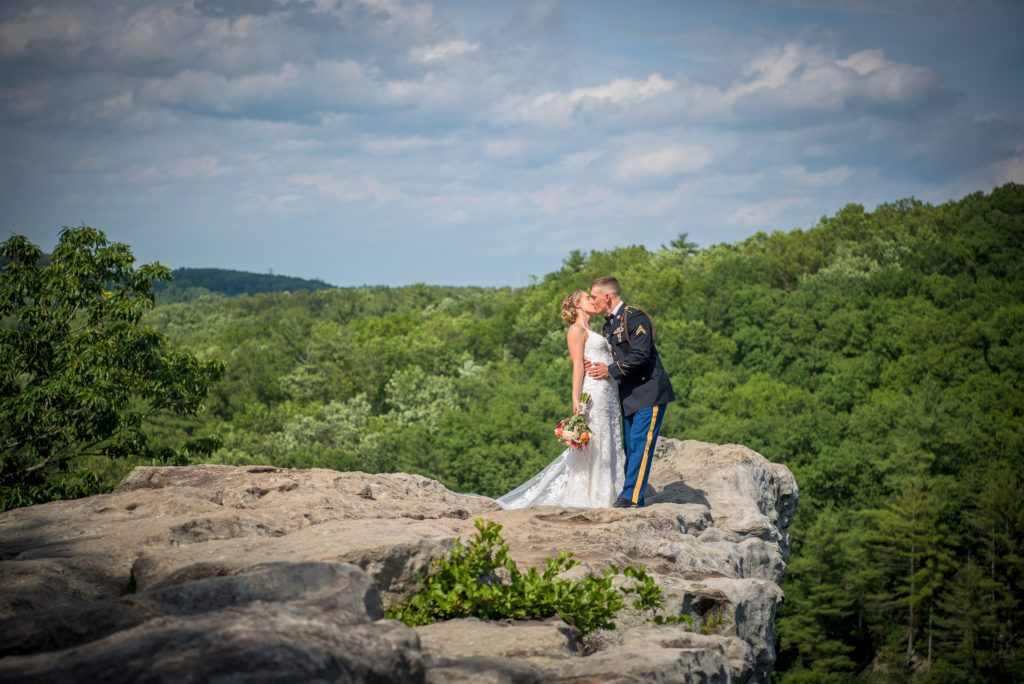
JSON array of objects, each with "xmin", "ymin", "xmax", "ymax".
[{"xmin": 0, "ymin": 438, "xmax": 797, "ymax": 683}]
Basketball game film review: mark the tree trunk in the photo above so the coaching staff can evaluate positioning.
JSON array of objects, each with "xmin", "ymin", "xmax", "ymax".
[
  {"xmin": 927, "ymin": 603, "xmax": 932, "ymax": 670},
  {"xmin": 908, "ymin": 552, "xmax": 916, "ymax": 662}
]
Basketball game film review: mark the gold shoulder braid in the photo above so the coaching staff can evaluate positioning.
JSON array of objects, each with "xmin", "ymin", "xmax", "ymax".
[{"xmin": 623, "ymin": 306, "xmax": 656, "ymax": 343}]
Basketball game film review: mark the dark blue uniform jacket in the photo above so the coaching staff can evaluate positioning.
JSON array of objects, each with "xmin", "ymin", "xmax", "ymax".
[{"xmin": 603, "ymin": 304, "xmax": 676, "ymax": 417}]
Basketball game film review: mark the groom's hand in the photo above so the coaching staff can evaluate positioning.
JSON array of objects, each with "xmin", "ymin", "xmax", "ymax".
[{"xmin": 586, "ymin": 361, "xmax": 609, "ymax": 379}]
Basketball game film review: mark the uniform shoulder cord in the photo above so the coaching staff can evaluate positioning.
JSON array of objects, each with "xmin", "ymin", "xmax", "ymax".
[{"xmin": 623, "ymin": 307, "xmax": 656, "ymax": 343}]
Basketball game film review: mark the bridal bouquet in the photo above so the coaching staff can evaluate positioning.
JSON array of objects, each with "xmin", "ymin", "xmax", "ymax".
[{"xmin": 555, "ymin": 393, "xmax": 592, "ymax": 449}]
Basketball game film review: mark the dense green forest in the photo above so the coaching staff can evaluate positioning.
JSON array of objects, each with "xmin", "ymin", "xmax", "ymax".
[
  {"xmin": 5, "ymin": 184, "xmax": 1023, "ymax": 681},
  {"xmin": 153, "ymin": 267, "xmax": 336, "ymax": 302}
]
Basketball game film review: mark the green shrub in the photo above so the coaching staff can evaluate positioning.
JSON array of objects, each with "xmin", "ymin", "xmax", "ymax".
[{"xmin": 386, "ymin": 518, "xmax": 693, "ymax": 634}]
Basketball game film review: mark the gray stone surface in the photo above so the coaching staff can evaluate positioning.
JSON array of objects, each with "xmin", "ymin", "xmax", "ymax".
[
  {"xmin": 0, "ymin": 438, "xmax": 797, "ymax": 683},
  {"xmin": 130, "ymin": 518, "xmax": 459, "ymax": 608},
  {"xmin": 0, "ymin": 602, "xmax": 423, "ymax": 684},
  {"xmin": 620, "ymin": 624, "xmax": 754, "ymax": 684},
  {"xmin": 415, "ymin": 617, "xmax": 582, "ymax": 661},
  {"xmin": 421, "ymin": 644, "xmax": 734, "ymax": 684},
  {"xmin": 0, "ymin": 561, "xmax": 382, "ymax": 657}
]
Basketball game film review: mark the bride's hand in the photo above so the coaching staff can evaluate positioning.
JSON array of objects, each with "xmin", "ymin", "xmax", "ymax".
[{"xmin": 573, "ymin": 398, "xmax": 581, "ymax": 414}]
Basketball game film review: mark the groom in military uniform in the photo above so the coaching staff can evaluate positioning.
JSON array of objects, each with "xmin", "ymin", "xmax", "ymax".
[{"xmin": 585, "ymin": 276, "xmax": 675, "ymax": 508}]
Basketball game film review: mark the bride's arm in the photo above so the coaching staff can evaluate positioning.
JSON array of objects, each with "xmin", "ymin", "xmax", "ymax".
[{"xmin": 567, "ymin": 326, "xmax": 587, "ymax": 414}]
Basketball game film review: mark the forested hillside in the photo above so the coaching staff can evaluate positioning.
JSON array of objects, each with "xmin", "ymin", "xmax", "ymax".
[
  {"xmin": 153, "ymin": 267, "xmax": 336, "ymax": 302},
  {"xmin": 11, "ymin": 185, "xmax": 1023, "ymax": 681}
]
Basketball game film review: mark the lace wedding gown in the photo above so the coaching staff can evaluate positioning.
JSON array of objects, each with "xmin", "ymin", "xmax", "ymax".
[{"xmin": 497, "ymin": 328, "xmax": 625, "ymax": 509}]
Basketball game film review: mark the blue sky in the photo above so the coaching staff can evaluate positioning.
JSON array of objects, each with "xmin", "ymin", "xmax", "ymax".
[{"xmin": 1, "ymin": 0, "xmax": 1022, "ymax": 287}]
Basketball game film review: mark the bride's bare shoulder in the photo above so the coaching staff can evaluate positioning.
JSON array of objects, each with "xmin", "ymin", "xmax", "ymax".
[{"xmin": 566, "ymin": 324, "xmax": 590, "ymax": 344}]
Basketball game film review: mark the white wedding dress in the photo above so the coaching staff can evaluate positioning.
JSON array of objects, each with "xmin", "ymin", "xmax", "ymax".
[{"xmin": 497, "ymin": 327, "xmax": 625, "ymax": 509}]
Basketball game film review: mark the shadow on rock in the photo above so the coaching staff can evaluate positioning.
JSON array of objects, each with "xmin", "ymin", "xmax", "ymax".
[{"xmin": 646, "ymin": 480, "xmax": 710, "ymax": 507}]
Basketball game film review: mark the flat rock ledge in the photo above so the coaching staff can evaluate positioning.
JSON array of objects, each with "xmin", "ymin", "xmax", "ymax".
[{"xmin": 0, "ymin": 438, "xmax": 796, "ymax": 683}]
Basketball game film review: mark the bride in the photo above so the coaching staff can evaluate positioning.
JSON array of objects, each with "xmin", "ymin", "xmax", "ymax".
[{"xmin": 497, "ymin": 291, "xmax": 625, "ymax": 509}]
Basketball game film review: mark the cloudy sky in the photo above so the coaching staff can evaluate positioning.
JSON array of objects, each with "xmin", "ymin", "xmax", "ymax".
[{"xmin": 1, "ymin": 0, "xmax": 1022, "ymax": 287}]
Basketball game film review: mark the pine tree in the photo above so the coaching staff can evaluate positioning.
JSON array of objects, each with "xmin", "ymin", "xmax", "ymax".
[
  {"xmin": 869, "ymin": 479, "xmax": 954, "ymax": 676},
  {"xmin": 776, "ymin": 506, "xmax": 858, "ymax": 677}
]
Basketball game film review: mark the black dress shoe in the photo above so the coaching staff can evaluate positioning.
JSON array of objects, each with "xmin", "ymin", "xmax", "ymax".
[{"xmin": 612, "ymin": 497, "xmax": 635, "ymax": 508}]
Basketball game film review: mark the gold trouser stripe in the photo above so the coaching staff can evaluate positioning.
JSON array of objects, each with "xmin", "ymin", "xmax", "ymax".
[{"xmin": 631, "ymin": 405, "xmax": 659, "ymax": 504}]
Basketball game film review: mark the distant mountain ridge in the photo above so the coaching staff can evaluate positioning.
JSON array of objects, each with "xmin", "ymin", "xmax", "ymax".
[{"xmin": 154, "ymin": 267, "xmax": 336, "ymax": 301}]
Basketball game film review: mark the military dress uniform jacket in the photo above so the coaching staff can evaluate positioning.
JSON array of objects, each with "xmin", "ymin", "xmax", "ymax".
[{"xmin": 603, "ymin": 305, "xmax": 676, "ymax": 417}]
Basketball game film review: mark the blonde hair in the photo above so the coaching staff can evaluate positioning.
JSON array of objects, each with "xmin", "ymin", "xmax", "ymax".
[{"xmin": 561, "ymin": 290, "xmax": 585, "ymax": 324}]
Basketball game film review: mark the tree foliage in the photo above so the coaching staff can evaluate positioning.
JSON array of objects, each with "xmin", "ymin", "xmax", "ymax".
[
  {"xmin": 8, "ymin": 184, "xmax": 1024, "ymax": 678},
  {"xmin": 152, "ymin": 267, "xmax": 336, "ymax": 302},
  {"xmin": 0, "ymin": 227, "xmax": 224, "ymax": 509}
]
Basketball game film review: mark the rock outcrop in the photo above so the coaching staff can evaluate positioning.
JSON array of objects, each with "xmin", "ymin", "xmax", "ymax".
[{"xmin": 0, "ymin": 439, "xmax": 797, "ymax": 683}]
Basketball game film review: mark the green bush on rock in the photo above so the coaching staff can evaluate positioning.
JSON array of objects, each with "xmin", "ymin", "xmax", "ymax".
[{"xmin": 386, "ymin": 518, "xmax": 693, "ymax": 635}]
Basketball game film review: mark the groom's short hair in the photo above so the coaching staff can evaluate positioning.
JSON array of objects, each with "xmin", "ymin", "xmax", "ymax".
[{"xmin": 591, "ymin": 276, "xmax": 620, "ymax": 295}]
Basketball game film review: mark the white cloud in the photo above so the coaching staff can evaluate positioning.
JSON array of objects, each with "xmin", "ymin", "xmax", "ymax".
[
  {"xmin": 528, "ymin": 184, "xmax": 608, "ymax": 214},
  {"xmin": 0, "ymin": 82, "xmax": 54, "ymax": 118},
  {"xmin": 559, "ymin": 149, "xmax": 604, "ymax": 170},
  {"xmin": 445, "ymin": 209, "xmax": 469, "ymax": 224},
  {"xmin": 731, "ymin": 42, "xmax": 944, "ymax": 112},
  {"xmin": 263, "ymin": 194, "xmax": 305, "ymax": 212},
  {"xmin": 0, "ymin": 7, "xmax": 85, "ymax": 58},
  {"xmin": 573, "ymin": 74, "xmax": 676, "ymax": 105},
  {"xmin": 139, "ymin": 59, "xmax": 378, "ymax": 115},
  {"xmin": 136, "ymin": 57, "xmax": 477, "ymax": 119},
  {"xmin": 289, "ymin": 171, "xmax": 391, "ymax": 203},
  {"xmin": 483, "ymin": 139, "xmax": 525, "ymax": 158},
  {"xmin": 767, "ymin": 0, "xmax": 1010, "ymax": 15},
  {"xmin": 998, "ymin": 155, "xmax": 1024, "ymax": 184},
  {"xmin": 312, "ymin": 0, "xmax": 436, "ymax": 35},
  {"xmin": 779, "ymin": 165, "xmax": 855, "ymax": 187},
  {"xmin": 277, "ymin": 139, "xmax": 323, "ymax": 152},
  {"xmin": 516, "ymin": 0, "xmax": 562, "ymax": 28},
  {"xmin": 410, "ymin": 40, "xmax": 480, "ymax": 63},
  {"xmin": 0, "ymin": 2, "xmax": 1017, "ymax": 288},
  {"xmin": 75, "ymin": 156, "xmax": 113, "ymax": 171},
  {"xmin": 495, "ymin": 74, "xmax": 676, "ymax": 127},
  {"xmin": 383, "ymin": 72, "xmax": 471, "ymax": 108},
  {"xmin": 75, "ymin": 92, "xmax": 135, "ymax": 122},
  {"xmin": 726, "ymin": 197, "xmax": 810, "ymax": 228},
  {"xmin": 0, "ymin": 4, "xmax": 304, "ymax": 76},
  {"xmin": 836, "ymin": 49, "xmax": 942, "ymax": 104},
  {"xmin": 364, "ymin": 135, "xmax": 449, "ymax": 154},
  {"xmin": 834, "ymin": 49, "xmax": 887, "ymax": 76},
  {"xmin": 957, "ymin": 154, "xmax": 1024, "ymax": 193},
  {"xmin": 739, "ymin": 41, "xmax": 820, "ymax": 93},
  {"xmin": 167, "ymin": 155, "xmax": 230, "ymax": 179},
  {"xmin": 669, "ymin": 42, "xmax": 948, "ymax": 124},
  {"xmin": 486, "ymin": 40, "xmax": 943, "ymax": 132},
  {"xmin": 616, "ymin": 144, "xmax": 715, "ymax": 179}
]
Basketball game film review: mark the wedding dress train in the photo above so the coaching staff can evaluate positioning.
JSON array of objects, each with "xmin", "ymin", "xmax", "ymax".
[{"xmin": 497, "ymin": 328, "xmax": 625, "ymax": 509}]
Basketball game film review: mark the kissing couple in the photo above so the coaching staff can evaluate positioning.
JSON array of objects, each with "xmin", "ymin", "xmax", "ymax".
[{"xmin": 498, "ymin": 276, "xmax": 675, "ymax": 509}]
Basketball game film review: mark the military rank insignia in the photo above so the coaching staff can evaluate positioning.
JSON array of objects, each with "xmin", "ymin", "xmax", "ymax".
[{"xmin": 635, "ymin": 324, "xmax": 647, "ymax": 336}]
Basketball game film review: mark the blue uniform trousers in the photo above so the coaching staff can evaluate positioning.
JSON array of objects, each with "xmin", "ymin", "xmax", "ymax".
[{"xmin": 618, "ymin": 404, "xmax": 667, "ymax": 506}]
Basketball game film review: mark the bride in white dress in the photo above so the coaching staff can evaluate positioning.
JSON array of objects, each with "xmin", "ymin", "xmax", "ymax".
[{"xmin": 497, "ymin": 291, "xmax": 625, "ymax": 509}]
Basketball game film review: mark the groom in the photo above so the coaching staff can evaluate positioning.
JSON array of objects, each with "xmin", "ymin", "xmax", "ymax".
[{"xmin": 585, "ymin": 276, "xmax": 675, "ymax": 508}]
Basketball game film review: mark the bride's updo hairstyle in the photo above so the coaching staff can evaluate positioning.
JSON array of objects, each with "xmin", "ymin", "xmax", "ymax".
[{"xmin": 561, "ymin": 290, "xmax": 585, "ymax": 324}]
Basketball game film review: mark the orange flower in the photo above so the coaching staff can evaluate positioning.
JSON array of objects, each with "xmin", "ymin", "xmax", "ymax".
[{"xmin": 580, "ymin": 432, "xmax": 590, "ymax": 443}]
